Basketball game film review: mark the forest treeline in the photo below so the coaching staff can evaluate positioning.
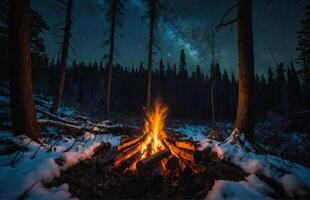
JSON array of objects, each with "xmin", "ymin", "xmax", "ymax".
[{"xmin": 38, "ymin": 54, "xmax": 306, "ymax": 121}]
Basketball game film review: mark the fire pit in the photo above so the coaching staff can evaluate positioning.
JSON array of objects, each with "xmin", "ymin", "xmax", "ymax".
[
  {"xmin": 96, "ymin": 102, "xmax": 201, "ymax": 176},
  {"xmin": 49, "ymin": 103, "xmax": 249, "ymax": 199}
]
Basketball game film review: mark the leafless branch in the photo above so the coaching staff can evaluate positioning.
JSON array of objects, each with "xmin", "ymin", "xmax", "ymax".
[
  {"xmin": 215, "ymin": 4, "xmax": 238, "ymax": 32},
  {"xmin": 264, "ymin": 40, "xmax": 279, "ymax": 67},
  {"xmin": 17, "ymin": 182, "xmax": 38, "ymax": 200},
  {"xmin": 216, "ymin": 17, "xmax": 238, "ymax": 32}
]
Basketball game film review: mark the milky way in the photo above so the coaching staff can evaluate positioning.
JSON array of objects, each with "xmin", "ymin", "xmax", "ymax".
[{"xmin": 33, "ymin": 0, "xmax": 307, "ymax": 75}]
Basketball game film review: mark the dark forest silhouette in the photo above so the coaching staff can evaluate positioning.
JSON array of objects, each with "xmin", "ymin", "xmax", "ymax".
[{"xmin": 40, "ymin": 52, "xmax": 305, "ymax": 122}]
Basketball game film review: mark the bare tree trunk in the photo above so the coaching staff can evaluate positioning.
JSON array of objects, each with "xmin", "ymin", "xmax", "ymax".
[
  {"xmin": 8, "ymin": 0, "xmax": 41, "ymax": 141},
  {"xmin": 210, "ymin": 31, "xmax": 216, "ymax": 127},
  {"xmin": 106, "ymin": 0, "xmax": 117, "ymax": 119},
  {"xmin": 50, "ymin": 0, "xmax": 73, "ymax": 114},
  {"xmin": 146, "ymin": 4, "xmax": 155, "ymax": 111},
  {"xmin": 234, "ymin": 0, "xmax": 255, "ymax": 141}
]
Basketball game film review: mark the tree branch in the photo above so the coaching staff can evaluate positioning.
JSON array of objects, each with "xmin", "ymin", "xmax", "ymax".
[{"xmin": 215, "ymin": 4, "xmax": 238, "ymax": 32}]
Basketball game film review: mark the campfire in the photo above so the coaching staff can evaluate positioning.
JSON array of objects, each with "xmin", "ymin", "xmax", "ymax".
[{"xmin": 100, "ymin": 102, "xmax": 201, "ymax": 176}]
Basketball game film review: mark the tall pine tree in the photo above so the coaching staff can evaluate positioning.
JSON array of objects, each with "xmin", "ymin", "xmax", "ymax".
[
  {"xmin": 8, "ymin": 0, "xmax": 41, "ymax": 141},
  {"xmin": 144, "ymin": 0, "xmax": 162, "ymax": 110},
  {"xmin": 104, "ymin": 0, "xmax": 124, "ymax": 118},
  {"xmin": 178, "ymin": 48, "xmax": 188, "ymax": 79},
  {"xmin": 50, "ymin": 0, "xmax": 73, "ymax": 114}
]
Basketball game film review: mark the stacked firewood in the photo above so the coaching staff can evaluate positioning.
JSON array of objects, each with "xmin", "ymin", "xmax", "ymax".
[{"xmin": 94, "ymin": 135, "xmax": 206, "ymax": 176}]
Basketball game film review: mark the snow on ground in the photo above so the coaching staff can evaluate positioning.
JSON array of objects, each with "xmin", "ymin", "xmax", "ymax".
[
  {"xmin": 199, "ymin": 139, "xmax": 310, "ymax": 199},
  {"xmin": 1, "ymin": 92, "xmax": 310, "ymax": 199},
  {"xmin": 173, "ymin": 122, "xmax": 233, "ymax": 141},
  {"xmin": 0, "ymin": 132, "xmax": 121, "ymax": 200},
  {"xmin": 173, "ymin": 124, "xmax": 208, "ymax": 141},
  {"xmin": 207, "ymin": 175, "xmax": 273, "ymax": 200}
]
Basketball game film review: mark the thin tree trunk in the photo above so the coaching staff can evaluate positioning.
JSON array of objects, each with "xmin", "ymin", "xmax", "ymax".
[
  {"xmin": 146, "ymin": 5, "xmax": 155, "ymax": 111},
  {"xmin": 8, "ymin": 0, "xmax": 41, "ymax": 141},
  {"xmin": 50, "ymin": 0, "xmax": 73, "ymax": 114},
  {"xmin": 106, "ymin": 0, "xmax": 117, "ymax": 119},
  {"xmin": 210, "ymin": 32, "xmax": 215, "ymax": 127},
  {"xmin": 234, "ymin": 0, "xmax": 255, "ymax": 141}
]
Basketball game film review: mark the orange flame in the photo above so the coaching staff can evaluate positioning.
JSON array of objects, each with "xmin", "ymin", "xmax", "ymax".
[{"xmin": 140, "ymin": 102, "xmax": 168, "ymax": 159}]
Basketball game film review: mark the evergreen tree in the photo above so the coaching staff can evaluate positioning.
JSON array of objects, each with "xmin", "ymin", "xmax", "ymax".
[
  {"xmin": 274, "ymin": 63, "xmax": 287, "ymax": 114},
  {"xmin": 266, "ymin": 67, "xmax": 275, "ymax": 112},
  {"xmin": 159, "ymin": 58, "xmax": 165, "ymax": 76},
  {"xmin": 144, "ymin": 0, "xmax": 162, "ymax": 110},
  {"xmin": 50, "ymin": 0, "xmax": 73, "ymax": 114},
  {"xmin": 287, "ymin": 62, "xmax": 301, "ymax": 113},
  {"xmin": 104, "ymin": 0, "xmax": 125, "ymax": 118},
  {"xmin": 195, "ymin": 65, "xmax": 203, "ymax": 80},
  {"xmin": 0, "ymin": 0, "xmax": 49, "ymax": 84},
  {"xmin": 172, "ymin": 63, "xmax": 177, "ymax": 78},
  {"xmin": 178, "ymin": 48, "xmax": 188, "ymax": 79},
  {"xmin": 8, "ymin": 0, "xmax": 41, "ymax": 141},
  {"xmin": 296, "ymin": 3, "xmax": 310, "ymax": 86},
  {"xmin": 234, "ymin": 0, "xmax": 256, "ymax": 141},
  {"xmin": 138, "ymin": 62, "xmax": 143, "ymax": 73},
  {"xmin": 221, "ymin": 69, "xmax": 231, "ymax": 118},
  {"xmin": 166, "ymin": 62, "xmax": 171, "ymax": 79}
]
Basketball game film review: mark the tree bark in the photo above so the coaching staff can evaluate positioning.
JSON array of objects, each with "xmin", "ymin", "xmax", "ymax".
[
  {"xmin": 50, "ymin": 0, "xmax": 73, "ymax": 114},
  {"xmin": 234, "ymin": 0, "xmax": 255, "ymax": 141},
  {"xmin": 106, "ymin": 0, "xmax": 117, "ymax": 119},
  {"xmin": 209, "ymin": 31, "xmax": 216, "ymax": 127},
  {"xmin": 8, "ymin": 0, "xmax": 41, "ymax": 141},
  {"xmin": 146, "ymin": 2, "xmax": 155, "ymax": 110}
]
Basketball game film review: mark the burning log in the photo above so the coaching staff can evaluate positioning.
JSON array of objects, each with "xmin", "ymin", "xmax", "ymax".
[
  {"xmin": 166, "ymin": 156, "xmax": 179, "ymax": 170},
  {"xmin": 115, "ymin": 152, "xmax": 140, "ymax": 172},
  {"xmin": 117, "ymin": 134, "xmax": 146, "ymax": 151},
  {"xmin": 163, "ymin": 139, "xmax": 195, "ymax": 162},
  {"xmin": 136, "ymin": 149, "xmax": 171, "ymax": 173},
  {"xmin": 114, "ymin": 141, "xmax": 143, "ymax": 166},
  {"xmin": 120, "ymin": 135, "xmax": 130, "ymax": 145},
  {"xmin": 175, "ymin": 140, "xmax": 196, "ymax": 151}
]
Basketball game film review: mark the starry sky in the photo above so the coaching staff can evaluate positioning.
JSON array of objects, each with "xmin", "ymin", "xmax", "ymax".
[{"xmin": 32, "ymin": 0, "xmax": 307, "ymax": 75}]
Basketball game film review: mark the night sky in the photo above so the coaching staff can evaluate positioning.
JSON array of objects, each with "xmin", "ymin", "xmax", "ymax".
[{"xmin": 32, "ymin": 0, "xmax": 307, "ymax": 75}]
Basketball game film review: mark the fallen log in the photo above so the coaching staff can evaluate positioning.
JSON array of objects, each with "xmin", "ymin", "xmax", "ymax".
[
  {"xmin": 38, "ymin": 119, "xmax": 104, "ymax": 134},
  {"xmin": 136, "ymin": 149, "xmax": 171, "ymax": 173},
  {"xmin": 36, "ymin": 108, "xmax": 78, "ymax": 125}
]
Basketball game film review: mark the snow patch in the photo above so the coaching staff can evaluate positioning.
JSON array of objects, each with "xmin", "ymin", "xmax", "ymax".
[
  {"xmin": 0, "ymin": 132, "xmax": 120, "ymax": 200},
  {"xmin": 206, "ymin": 176, "xmax": 272, "ymax": 200},
  {"xmin": 200, "ymin": 139, "xmax": 310, "ymax": 197}
]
